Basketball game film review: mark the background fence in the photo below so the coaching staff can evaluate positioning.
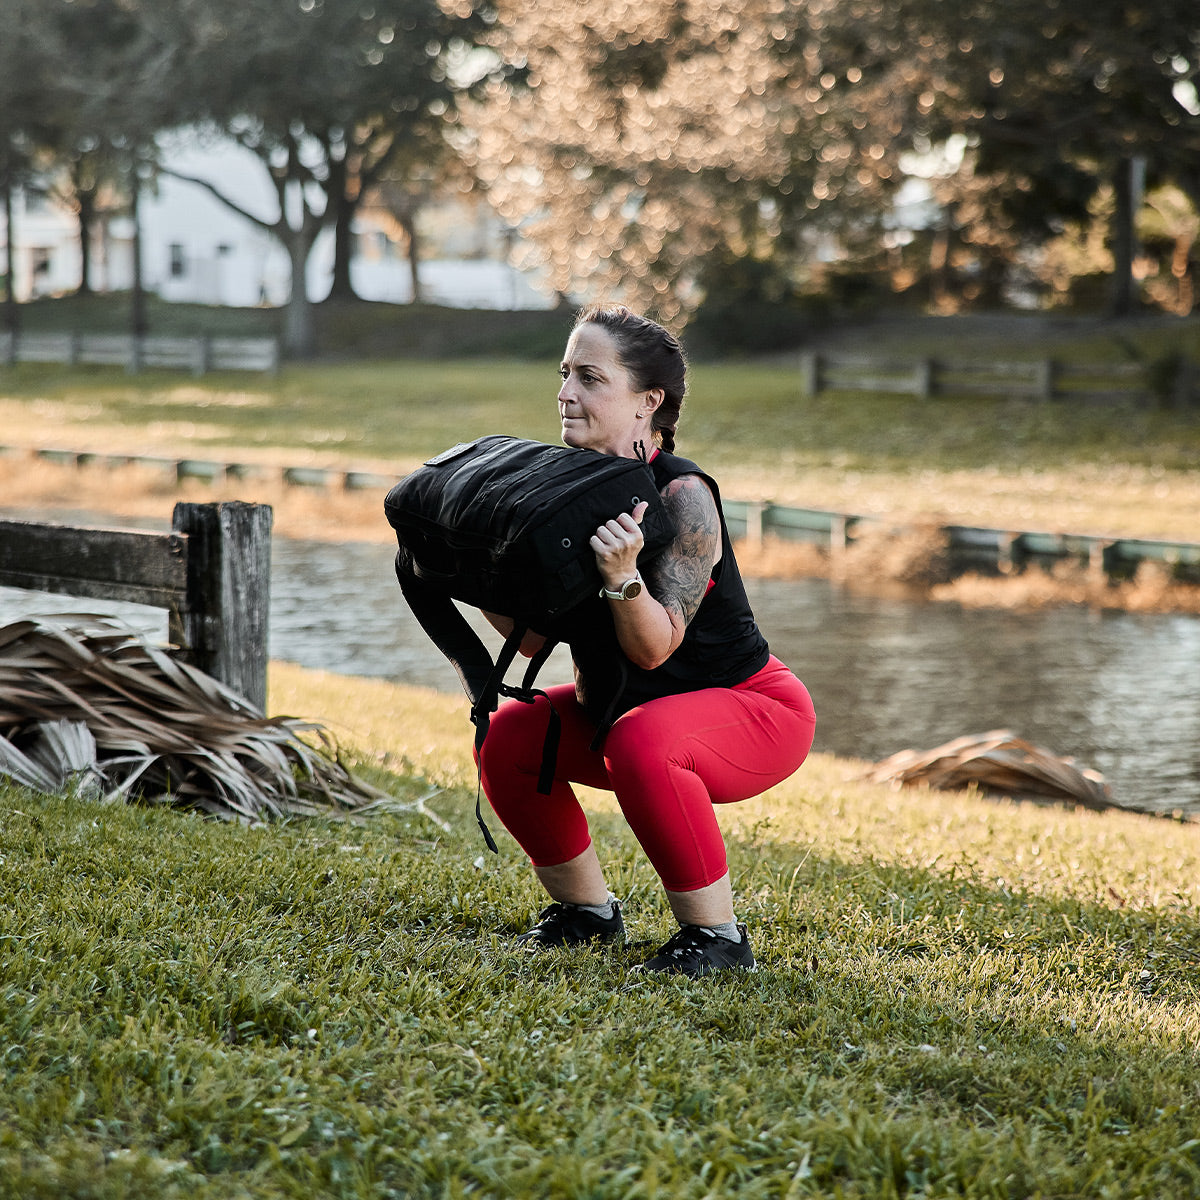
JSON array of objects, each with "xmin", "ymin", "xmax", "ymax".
[
  {"xmin": 0, "ymin": 332, "xmax": 280, "ymax": 375},
  {"xmin": 799, "ymin": 352, "xmax": 1198, "ymax": 407}
]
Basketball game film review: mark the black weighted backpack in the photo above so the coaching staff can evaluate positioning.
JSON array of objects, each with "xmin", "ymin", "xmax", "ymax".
[{"xmin": 384, "ymin": 435, "xmax": 677, "ymax": 848}]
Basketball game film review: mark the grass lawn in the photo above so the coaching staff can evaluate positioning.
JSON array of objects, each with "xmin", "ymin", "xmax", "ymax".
[
  {"xmin": 2, "ymin": 302, "xmax": 1199, "ymax": 1194},
  {"xmin": 2, "ymin": 663, "xmax": 1198, "ymax": 1198}
]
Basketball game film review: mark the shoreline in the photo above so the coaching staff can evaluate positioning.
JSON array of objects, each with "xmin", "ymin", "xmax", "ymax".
[{"xmin": 3, "ymin": 454, "xmax": 1200, "ymax": 616}]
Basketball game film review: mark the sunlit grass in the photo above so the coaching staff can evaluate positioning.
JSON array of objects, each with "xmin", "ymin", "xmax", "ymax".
[
  {"xmin": 2, "ymin": 662, "xmax": 1198, "ymax": 1198},
  {"xmin": 5, "ymin": 308, "xmax": 1199, "ymax": 1195},
  {"xmin": 4, "ymin": 344, "xmax": 1200, "ymax": 540},
  {"xmin": 3, "ymin": 354, "xmax": 1198, "ymax": 469}
]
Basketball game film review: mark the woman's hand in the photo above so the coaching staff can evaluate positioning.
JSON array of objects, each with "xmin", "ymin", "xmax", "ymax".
[
  {"xmin": 590, "ymin": 500, "xmax": 649, "ymax": 590},
  {"xmin": 594, "ymin": 477, "xmax": 720, "ymax": 671}
]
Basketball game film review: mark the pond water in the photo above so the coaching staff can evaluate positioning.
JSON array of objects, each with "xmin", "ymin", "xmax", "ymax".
[{"xmin": 3, "ymin": 532, "xmax": 1197, "ymax": 818}]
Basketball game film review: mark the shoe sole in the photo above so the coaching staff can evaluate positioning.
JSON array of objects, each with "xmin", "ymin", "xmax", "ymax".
[{"xmin": 628, "ymin": 960, "xmax": 757, "ymax": 978}]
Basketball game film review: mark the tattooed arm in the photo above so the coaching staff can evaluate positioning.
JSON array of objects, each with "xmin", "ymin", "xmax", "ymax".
[{"xmin": 591, "ymin": 474, "xmax": 721, "ymax": 670}]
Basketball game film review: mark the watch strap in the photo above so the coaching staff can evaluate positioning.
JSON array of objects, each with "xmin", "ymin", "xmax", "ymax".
[{"xmin": 599, "ymin": 571, "xmax": 643, "ymax": 600}]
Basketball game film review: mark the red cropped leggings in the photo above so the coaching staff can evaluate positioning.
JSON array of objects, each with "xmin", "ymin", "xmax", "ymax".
[{"xmin": 478, "ymin": 656, "xmax": 816, "ymax": 892}]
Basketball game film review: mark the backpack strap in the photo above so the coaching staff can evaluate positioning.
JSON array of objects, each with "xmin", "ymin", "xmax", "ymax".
[
  {"xmin": 470, "ymin": 629, "xmax": 563, "ymax": 852},
  {"xmin": 395, "ymin": 561, "xmax": 494, "ymax": 708},
  {"xmin": 499, "ymin": 640, "xmax": 562, "ymax": 796},
  {"xmin": 396, "ymin": 563, "xmax": 510, "ymax": 852},
  {"xmin": 467, "ymin": 623, "xmax": 528, "ymax": 853},
  {"xmin": 397, "ymin": 560, "xmax": 565, "ymax": 851}
]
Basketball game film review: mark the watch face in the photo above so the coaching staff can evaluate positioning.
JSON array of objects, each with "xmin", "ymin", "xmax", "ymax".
[{"xmin": 622, "ymin": 578, "xmax": 643, "ymax": 599}]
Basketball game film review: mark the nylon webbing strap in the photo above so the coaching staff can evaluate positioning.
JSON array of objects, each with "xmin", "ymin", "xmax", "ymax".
[
  {"xmin": 470, "ymin": 624, "xmax": 529, "ymax": 853},
  {"xmin": 508, "ymin": 640, "xmax": 561, "ymax": 795}
]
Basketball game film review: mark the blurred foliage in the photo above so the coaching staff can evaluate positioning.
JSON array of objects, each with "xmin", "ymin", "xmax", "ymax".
[
  {"xmin": 469, "ymin": 0, "xmax": 1200, "ymax": 323},
  {"xmin": 688, "ymin": 251, "xmax": 824, "ymax": 355},
  {"xmin": 1, "ymin": 0, "xmax": 1198, "ymax": 338}
]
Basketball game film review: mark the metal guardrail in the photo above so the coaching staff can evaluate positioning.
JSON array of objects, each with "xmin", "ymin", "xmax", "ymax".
[
  {"xmin": 722, "ymin": 499, "xmax": 1200, "ymax": 584},
  {"xmin": 0, "ymin": 446, "xmax": 395, "ymax": 491}
]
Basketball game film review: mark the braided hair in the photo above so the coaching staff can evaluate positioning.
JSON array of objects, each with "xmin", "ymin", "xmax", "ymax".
[{"xmin": 573, "ymin": 303, "xmax": 687, "ymax": 453}]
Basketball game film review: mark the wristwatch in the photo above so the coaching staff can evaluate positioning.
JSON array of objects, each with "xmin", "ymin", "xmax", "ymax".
[{"xmin": 600, "ymin": 572, "xmax": 643, "ymax": 601}]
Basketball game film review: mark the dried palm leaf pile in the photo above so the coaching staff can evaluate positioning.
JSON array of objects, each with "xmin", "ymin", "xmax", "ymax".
[
  {"xmin": 0, "ymin": 615, "xmax": 389, "ymax": 822},
  {"xmin": 866, "ymin": 728, "xmax": 1115, "ymax": 812}
]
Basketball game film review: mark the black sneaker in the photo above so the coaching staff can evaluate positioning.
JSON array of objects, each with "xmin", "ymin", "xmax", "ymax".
[
  {"xmin": 633, "ymin": 923, "xmax": 756, "ymax": 978},
  {"xmin": 515, "ymin": 900, "xmax": 625, "ymax": 949}
]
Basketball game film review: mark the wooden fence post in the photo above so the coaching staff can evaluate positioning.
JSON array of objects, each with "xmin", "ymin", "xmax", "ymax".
[
  {"xmin": 1035, "ymin": 359, "xmax": 1056, "ymax": 402},
  {"xmin": 744, "ymin": 500, "xmax": 767, "ymax": 547},
  {"xmin": 169, "ymin": 501, "xmax": 273, "ymax": 712},
  {"xmin": 799, "ymin": 352, "xmax": 822, "ymax": 396},
  {"xmin": 191, "ymin": 336, "xmax": 211, "ymax": 377},
  {"xmin": 1173, "ymin": 358, "xmax": 1197, "ymax": 410},
  {"xmin": 914, "ymin": 358, "xmax": 934, "ymax": 398}
]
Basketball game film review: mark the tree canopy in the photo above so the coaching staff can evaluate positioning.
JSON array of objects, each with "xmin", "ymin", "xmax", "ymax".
[
  {"xmin": 2, "ymin": 0, "xmax": 1198, "ymax": 351},
  {"xmin": 890, "ymin": 0, "xmax": 1200, "ymax": 312},
  {"xmin": 463, "ymin": 0, "xmax": 1199, "ymax": 322},
  {"xmin": 462, "ymin": 0, "xmax": 919, "ymax": 320},
  {"xmin": 158, "ymin": 0, "xmax": 494, "ymax": 354}
]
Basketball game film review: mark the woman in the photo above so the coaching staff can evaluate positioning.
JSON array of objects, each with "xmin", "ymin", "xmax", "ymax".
[{"xmin": 479, "ymin": 303, "xmax": 815, "ymax": 977}]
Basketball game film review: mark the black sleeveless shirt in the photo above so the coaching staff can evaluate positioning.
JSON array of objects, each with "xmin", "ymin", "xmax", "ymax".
[{"xmin": 569, "ymin": 450, "xmax": 770, "ymax": 727}]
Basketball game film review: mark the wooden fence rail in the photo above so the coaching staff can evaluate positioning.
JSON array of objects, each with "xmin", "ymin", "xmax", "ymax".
[
  {"xmin": 0, "ymin": 501, "xmax": 272, "ymax": 710},
  {"xmin": 0, "ymin": 332, "xmax": 280, "ymax": 375},
  {"xmin": 799, "ymin": 351, "xmax": 1198, "ymax": 407}
]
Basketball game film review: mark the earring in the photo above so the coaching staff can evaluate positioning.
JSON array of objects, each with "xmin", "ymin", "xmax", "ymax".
[{"xmin": 635, "ymin": 411, "xmax": 644, "ymax": 419}]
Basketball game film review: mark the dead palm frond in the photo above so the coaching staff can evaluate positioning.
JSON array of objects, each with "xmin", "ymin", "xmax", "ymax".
[
  {"xmin": 865, "ymin": 728, "xmax": 1116, "ymax": 812},
  {"xmin": 0, "ymin": 615, "xmax": 399, "ymax": 823}
]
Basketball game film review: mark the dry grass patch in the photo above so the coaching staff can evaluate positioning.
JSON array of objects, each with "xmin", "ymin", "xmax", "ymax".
[
  {"xmin": 934, "ymin": 559, "xmax": 1200, "ymax": 614},
  {"xmin": 7, "ymin": 453, "xmax": 1200, "ymax": 613},
  {"xmin": 0, "ymin": 456, "xmax": 395, "ymax": 543}
]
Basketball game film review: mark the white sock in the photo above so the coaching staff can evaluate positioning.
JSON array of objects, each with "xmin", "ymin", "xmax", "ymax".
[
  {"xmin": 573, "ymin": 893, "xmax": 618, "ymax": 919},
  {"xmin": 700, "ymin": 920, "xmax": 742, "ymax": 942}
]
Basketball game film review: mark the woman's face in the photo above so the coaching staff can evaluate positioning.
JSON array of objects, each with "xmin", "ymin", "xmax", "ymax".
[{"xmin": 557, "ymin": 323, "xmax": 655, "ymax": 457}]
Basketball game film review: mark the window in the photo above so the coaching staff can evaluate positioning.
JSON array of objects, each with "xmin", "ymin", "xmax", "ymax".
[{"xmin": 169, "ymin": 243, "xmax": 187, "ymax": 278}]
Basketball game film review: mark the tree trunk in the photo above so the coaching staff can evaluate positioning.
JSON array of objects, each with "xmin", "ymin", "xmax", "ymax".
[
  {"xmin": 3, "ymin": 180, "xmax": 18, "ymax": 335},
  {"xmin": 1172, "ymin": 233, "xmax": 1195, "ymax": 315},
  {"xmin": 326, "ymin": 158, "xmax": 358, "ymax": 301},
  {"xmin": 284, "ymin": 232, "xmax": 316, "ymax": 357},
  {"xmin": 76, "ymin": 187, "xmax": 96, "ymax": 296},
  {"xmin": 929, "ymin": 217, "xmax": 951, "ymax": 312},
  {"xmin": 399, "ymin": 210, "xmax": 422, "ymax": 304},
  {"xmin": 1108, "ymin": 156, "xmax": 1136, "ymax": 317},
  {"xmin": 130, "ymin": 169, "xmax": 147, "ymax": 336}
]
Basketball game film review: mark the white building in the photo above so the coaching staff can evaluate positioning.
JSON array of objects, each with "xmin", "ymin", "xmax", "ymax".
[{"xmin": 3, "ymin": 136, "xmax": 554, "ymax": 311}]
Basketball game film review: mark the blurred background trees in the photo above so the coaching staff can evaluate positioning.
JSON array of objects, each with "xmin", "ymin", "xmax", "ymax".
[
  {"xmin": 1, "ymin": 0, "xmax": 1197, "ymax": 354},
  {"xmin": 153, "ymin": 0, "xmax": 496, "ymax": 353}
]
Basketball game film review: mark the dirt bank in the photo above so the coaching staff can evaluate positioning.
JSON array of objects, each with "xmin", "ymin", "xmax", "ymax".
[{"xmin": 4, "ymin": 456, "xmax": 1199, "ymax": 616}]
